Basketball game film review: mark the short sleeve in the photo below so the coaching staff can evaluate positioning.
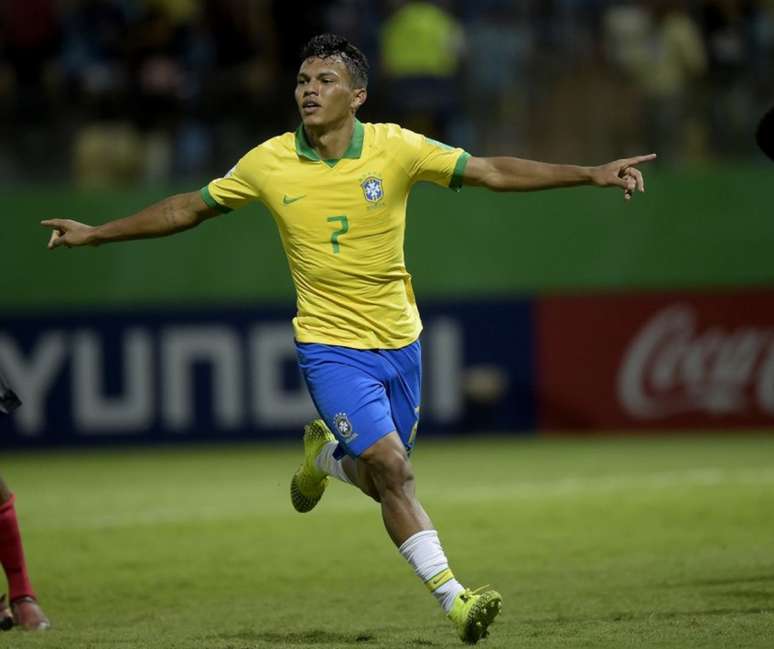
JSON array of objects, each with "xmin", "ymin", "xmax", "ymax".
[
  {"xmin": 403, "ymin": 128, "xmax": 470, "ymax": 191},
  {"xmin": 200, "ymin": 146, "xmax": 266, "ymax": 213}
]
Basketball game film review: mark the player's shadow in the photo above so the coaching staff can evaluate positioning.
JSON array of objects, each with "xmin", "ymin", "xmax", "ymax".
[
  {"xmin": 217, "ymin": 630, "xmax": 377, "ymax": 645},
  {"xmin": 216, "ymin": 629, "xmax": 445, "ymax": 646}
]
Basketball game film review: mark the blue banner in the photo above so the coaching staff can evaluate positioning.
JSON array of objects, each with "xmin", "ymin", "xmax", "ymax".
[{"xmin": 0, "ymin": 301, "xmax": 535, "ymax": 447}]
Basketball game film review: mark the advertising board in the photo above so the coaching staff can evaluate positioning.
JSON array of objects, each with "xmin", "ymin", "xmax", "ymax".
[
  {"xmin": 536, "ymin": 291, "xmax": 774, "ymax": 430},
  {"xmin": 0, "ymin": 301, "xmax": 535, "ymax": 446}
]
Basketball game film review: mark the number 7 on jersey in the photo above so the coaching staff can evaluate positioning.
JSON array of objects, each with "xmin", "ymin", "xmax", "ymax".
[{"xmin": 327, "ymin": 215, "xmax": 349, "ymax": 254}]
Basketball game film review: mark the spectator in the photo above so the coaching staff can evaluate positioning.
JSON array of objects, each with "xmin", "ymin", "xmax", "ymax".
[
  {"xmin": 701, "ymin": 0, "xmax": 760, "ymax": 156},
  {"xmin": 462, "ymin": 2, "xmax": 532, "ymax": 154},
  {"xmin": 380, "ymin": 0, "xmax": 465, "ymax": 140},
  {"xmin": 0, "ymin": 0, "xmax": 61, "ymax": 175},
  {"xmin": 0, "ymin": 1, "xmax": 772, "ymax": 182},
  {"xmin": 604, "ymin": 1, "xmax": 707, "ymax": 162}
]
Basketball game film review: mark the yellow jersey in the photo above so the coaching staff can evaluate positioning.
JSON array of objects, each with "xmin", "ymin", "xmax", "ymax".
[{"xmin": 201, "ymin": 119, "xmax": 469, "ymax": 349}]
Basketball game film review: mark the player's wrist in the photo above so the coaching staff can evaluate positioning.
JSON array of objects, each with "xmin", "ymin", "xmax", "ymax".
[
  {"xmin": 85, "ymin": 225, "xmax": 103, "ymax": 246},
  {"xmin": 581, "ymin": 165, "xmax": 598, "ymax": 186}
]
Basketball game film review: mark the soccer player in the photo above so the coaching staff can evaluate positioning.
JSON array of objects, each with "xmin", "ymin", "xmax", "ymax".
[
  {"xmin": 0, "ymin": 477, "xmax": 50, "ymax": 631},
  {"xmin": 41, "ymin": 34, "xmax": 654, "ymax": 644},
  {"xmin": 0, "ymin": 374, "xmax": 50, "ymax": 632}
]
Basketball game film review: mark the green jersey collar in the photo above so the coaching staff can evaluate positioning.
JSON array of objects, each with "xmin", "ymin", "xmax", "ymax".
[{"xmin": 295, "ymin": 119, "xmax": 364, "ymax": 167}]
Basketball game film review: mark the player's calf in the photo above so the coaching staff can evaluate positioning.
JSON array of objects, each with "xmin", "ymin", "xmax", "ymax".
[{"xmin": 361, "ymin": 435, "xmax": 502, "ymax": 644}]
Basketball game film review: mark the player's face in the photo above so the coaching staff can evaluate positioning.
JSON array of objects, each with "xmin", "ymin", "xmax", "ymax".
[{"xmin": 295, "ymin": 56, "xmax": 365, "ymax": 128}]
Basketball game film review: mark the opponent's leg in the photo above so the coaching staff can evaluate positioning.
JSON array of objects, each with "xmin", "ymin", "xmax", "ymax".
[
  {"xmin": 0, "ymin": 478, "xmax": 50, "ymax": 631},
  {"xmin": 0, "ymin": 479, "xmax": 10, "ymax": 631},
  {"xmin": 0, "ymin": 593, "xmax": 10, "ymax": 631},
  {"xmin": 358, "ymin": 434, "xmax": 502, "ymax": 644}
]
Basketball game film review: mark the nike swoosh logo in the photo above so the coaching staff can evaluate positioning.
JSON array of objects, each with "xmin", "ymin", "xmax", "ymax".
[{"xmin": 282, "ymin": 194, "xmax": 306, "ymax": 205}]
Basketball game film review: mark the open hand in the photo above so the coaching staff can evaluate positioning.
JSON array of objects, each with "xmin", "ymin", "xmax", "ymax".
[
  {"xmin": 41, "ymin": 219, "xmax": 96, "ymax": 249},
  {"xmin": 590, "ymin": 153, "xmax": 657, "ymax": 201}
]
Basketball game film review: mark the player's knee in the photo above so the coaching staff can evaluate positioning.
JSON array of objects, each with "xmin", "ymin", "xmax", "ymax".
[{"xmin": 365, "ymin": 446, "xmax": 414, "ymax": 495}]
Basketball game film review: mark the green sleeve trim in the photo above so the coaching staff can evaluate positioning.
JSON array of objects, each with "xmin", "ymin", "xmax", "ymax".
[
  {"xmin": 199, "ymin": 186, "xmax": 233, "ymax": 214},
  {"xmin": 450, "ymin": 151, "xmax": 471, "ymax": 191}
]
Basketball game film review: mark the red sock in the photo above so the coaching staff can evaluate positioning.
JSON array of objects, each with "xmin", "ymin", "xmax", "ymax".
[{"xmin": 0, "ymin": 494, "xmax": 35, "ymax": 601}]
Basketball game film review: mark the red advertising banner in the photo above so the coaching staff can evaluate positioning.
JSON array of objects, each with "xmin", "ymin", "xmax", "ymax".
[{"xmin": 536, "ymin": 290, "xmax": 774, "ymax": 430}]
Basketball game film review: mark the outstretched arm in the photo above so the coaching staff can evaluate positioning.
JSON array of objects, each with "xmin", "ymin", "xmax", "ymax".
[
  {"xmin": 462, "ymin": 153, "xmax": 657, "ymax": 200},
  {"xmin": 41, "ymin": 191, "xmax": 221, "ymax": 250}
]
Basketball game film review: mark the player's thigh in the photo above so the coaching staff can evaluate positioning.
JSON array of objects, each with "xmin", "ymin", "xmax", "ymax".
[
  {"xmin": 383, "ymin": 340, "xmax": 422, "ymax": 455},
  {"xmin": 297, "ymin": 344, "xmax": 397, "ymax": 458}
]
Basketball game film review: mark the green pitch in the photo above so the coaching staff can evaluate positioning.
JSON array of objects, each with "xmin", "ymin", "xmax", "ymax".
[{"xmin": 2, "ymin": 434, "xmax": 773, "ymax": 648}]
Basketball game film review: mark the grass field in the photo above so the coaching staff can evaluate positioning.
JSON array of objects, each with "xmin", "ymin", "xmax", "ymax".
[{"xmin": 1, "ymin": 434, "xmax": 773, "ymax": 648}]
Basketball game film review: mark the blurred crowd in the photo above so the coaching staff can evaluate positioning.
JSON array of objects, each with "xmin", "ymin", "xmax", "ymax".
[{"xmin": 1, "ymin": 0, "xmax": 772, "ymax": 186}]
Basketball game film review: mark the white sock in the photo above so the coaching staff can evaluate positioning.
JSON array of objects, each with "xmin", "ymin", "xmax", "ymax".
[
  {"xmin": 399, "ymin": 530, "xmax": 465, "ymax": 613},
  {"xmin": 315, "ymin": 441, "xmax": 352, "ymax": 484}
]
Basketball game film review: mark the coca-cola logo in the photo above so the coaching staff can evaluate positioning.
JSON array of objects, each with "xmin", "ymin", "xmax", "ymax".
[{"xmin": 618, "ymin": 304, "xmax": 774, "ymax": 418}]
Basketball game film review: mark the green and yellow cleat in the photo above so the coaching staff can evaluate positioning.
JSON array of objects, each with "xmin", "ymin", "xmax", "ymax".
[
  {"xmin": 447, "ymin": 587, "xmax": 502, "ymax": 645},
  {"xmin": 290, "ymin": 419, "xmax": 336, "ymax": 513}
]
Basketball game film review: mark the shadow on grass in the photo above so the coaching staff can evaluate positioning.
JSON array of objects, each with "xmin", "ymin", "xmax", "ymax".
[
  {"xmin": 213, "ymin": 629, "xmax": 443, "ymax": 646},
  {"xmin": 215, "ymin": 629, "xmax": 376, "ymax": 645}
]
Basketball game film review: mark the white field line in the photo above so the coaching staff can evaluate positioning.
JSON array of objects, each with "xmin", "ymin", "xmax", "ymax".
[{"xmin": 25, "ymin": 467, "xmax": 774, "ymax": 531}]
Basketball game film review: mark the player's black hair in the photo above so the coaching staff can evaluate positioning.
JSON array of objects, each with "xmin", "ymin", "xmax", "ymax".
[{"xmin": 300, "ymin": 33, "xmax": 369, "ymax": 89}]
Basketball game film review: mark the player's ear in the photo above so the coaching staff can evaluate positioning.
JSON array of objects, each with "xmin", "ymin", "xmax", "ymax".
[{"xmin": 352, "ymin": 88, "xmax": 367, "ymax": 112}]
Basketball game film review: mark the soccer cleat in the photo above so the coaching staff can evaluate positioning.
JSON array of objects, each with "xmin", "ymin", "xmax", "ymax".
[
  {"xmin": 447, "ymin": 586, "xmax": 502, "ymax": 645},
  {"xmin": 0, "ymin": 595, "xmax": 12, "ymax": 631},
  {"xmin": 11, "ymin": 597, "xmax": 50, "ymax": 631},
  {"xmin": 290, "ymin": 419, "xmax": 336, "ymax": 513}
]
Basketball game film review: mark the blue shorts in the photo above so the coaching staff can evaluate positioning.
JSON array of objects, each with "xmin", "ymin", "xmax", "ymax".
[{"xmin": 295, "ymin": 340, "xmax": 422, "ymax": 459}]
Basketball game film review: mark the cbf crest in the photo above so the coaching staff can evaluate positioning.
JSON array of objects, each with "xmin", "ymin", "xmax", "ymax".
[
  {"xmin": 334, "ymin": 412, "xmax": 356, "ymax": 441},
  {"xmin": 360, "ymin": 176, "xmax": 384, "ymax": 203}
]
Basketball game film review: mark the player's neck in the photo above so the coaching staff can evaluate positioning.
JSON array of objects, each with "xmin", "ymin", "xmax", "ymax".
[{"xmin": 303, "ymin": 116, "xmax": 355, "ymax": 161}]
